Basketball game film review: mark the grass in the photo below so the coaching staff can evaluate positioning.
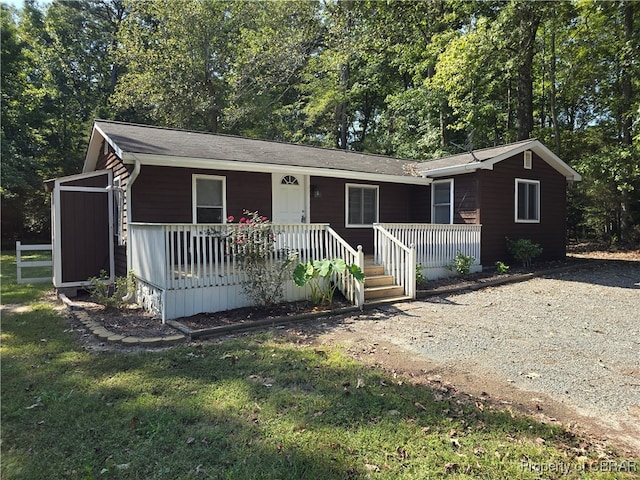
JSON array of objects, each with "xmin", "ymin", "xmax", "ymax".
[
  {"xmin": 2, "ymin": 252, "xmax": 638, "ymax": 479},
  {"xmin": 1, "ymin": 250, "xmax": 53, "ymax": 304}
]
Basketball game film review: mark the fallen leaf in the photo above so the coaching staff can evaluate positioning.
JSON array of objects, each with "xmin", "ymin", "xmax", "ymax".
[
  {"xmin": 186, "ymin": 437, "xmax": 195, "ymax": 445},
  {"xmin": 414, "ymin": 402, "xmax": 427, "ymax": 411},
  {"xmin": 356, "ymin": 378, "xmax": 365, "ymax": 389},
  {"xmin": 195, "ymin": 464, "xmax": 206, "ymax": 474},
  {"xmin": 364, "ymin": 463, "xmax": 380, "ymax": 472}
]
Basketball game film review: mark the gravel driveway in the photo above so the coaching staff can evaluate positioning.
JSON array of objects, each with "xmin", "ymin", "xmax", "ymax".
[{"xmin": 317, "ymin": 261, "xmax": 640, "ymax": 453}]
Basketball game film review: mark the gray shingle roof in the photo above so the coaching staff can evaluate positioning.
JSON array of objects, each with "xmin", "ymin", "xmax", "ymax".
[
  {"xmin": 417, "ymin": 139, "xmax": 537, "ymax": 172},
  {"xmin": 94, "ymin": 120, "xmax": 423, "ymax": 178}
]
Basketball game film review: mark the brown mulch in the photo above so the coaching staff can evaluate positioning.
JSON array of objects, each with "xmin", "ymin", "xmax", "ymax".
[
  {"xmin": 177, "ymin": 298, "xmax": 352, "ymax": 331},
  {"xmin": 71, "ymin": 242, "xmax": 638, "ymax": 339},
  {"xmin": 418, "ymin": 256, "xmax": 587, "ymax": 293},
  {"xmin": 71, "ymin": 295, "xmax": 177, "ymax": 338}
]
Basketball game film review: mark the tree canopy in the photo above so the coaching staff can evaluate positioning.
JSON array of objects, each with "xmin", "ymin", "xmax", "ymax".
[{"xmin": 2, "ymin": 0, "xmax": 639, "ymax": 245}]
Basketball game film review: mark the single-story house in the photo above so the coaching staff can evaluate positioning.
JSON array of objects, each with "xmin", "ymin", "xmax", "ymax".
[{"xmin": 46, "ymin": 120, "xmax": 581, "ymax": 320}]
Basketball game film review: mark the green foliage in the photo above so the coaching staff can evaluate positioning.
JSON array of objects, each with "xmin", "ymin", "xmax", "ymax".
[
  {"xmin": 3, "ymin": 296, "xmax": 631, "ymax": 479},
  {"xmin": 495, "ymin": 261, "xmax": 510, "ymax": 275},
  {"xmin": 447, "ymin": 251, "xmax": 475, "ymax": 276},
  {"xmin": 293, "ymin": 258, "xmax": 365, "ymax": 305},
  {"xmin": 506, "ymin": 238, "xmax": 543, "ymax": 269},
  {"xmin": 415, "ymin": 264, "xmax": 426, "ymax": 285},
  {"xmin": 228, "ymin": 211, "xmax": 297, "ymax": 307},
  {"xmin": 3, "ymin": 0, "xmax": 640, "ymax": 246},
  {"xmin": 87, "ymin": 270, "xmax": 136, "ymax": 309}
]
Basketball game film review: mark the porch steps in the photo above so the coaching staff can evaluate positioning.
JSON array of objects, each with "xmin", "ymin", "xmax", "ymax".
[{"xmin": 363, "ymin": 262, "xmax": 406, "ymax": 302}]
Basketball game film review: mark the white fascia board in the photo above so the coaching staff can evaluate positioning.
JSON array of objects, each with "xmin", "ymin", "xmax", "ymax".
[
  {"xmin": 122, "ymin": 153, "xmax": 432, "ymax": 185},
  {"xmin": 423, "ymin": 140, "xmax": 582, "ymax": 182},
  {"xmin": 56, "ymin": 169, "xmax": 112, "ymax": 185},
  {"xmin": 422, "ymin": 162, "xmax": 492, "ymax": 178},
  {"xmin": 82, "ymin": 124, "xmax": 124, "ymax": 173},
  {"xmin": 529, "ymin": 141, "xmax": 582, "ymax": 181},
  {"xmin": 482, "ymin": 140, "xmax": 581, "ymax": 181}
]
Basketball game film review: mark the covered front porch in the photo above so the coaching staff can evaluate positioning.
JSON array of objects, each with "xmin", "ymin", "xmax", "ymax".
[{"xmin": 129, "ymin": 222, "xmax": 481, "ymax": 321}]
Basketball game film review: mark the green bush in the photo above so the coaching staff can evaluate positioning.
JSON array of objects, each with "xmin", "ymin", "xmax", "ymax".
[
  {"xmin": 416, "ymin": 264, "xmax": 426, "ymax": 285},
  {"xmin": 495, "ymin": 261, "xmax": 510, "ymax": 274},
  {"xmin": 228, "ymin": 210, "xmax": 298, "ymax": 307},
  {"xmin": 506, "ymin": 237, "xmax": 543, "ymax": 268},
  {"xmin": 447, "ymin": 251, "xmax": 475, "ymax": 275},
  {"xmin": 293, "ymin": 258, "xmax": 365, "ymax": 305},
  {"xmin": 87, "ymin": 270, "xmax": 136, "ymax": 309}
]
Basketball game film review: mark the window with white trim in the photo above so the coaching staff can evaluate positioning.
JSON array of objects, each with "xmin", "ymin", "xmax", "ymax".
[
  {"xmin": 515, "ymin": 178, "xmax": 540, "ymax": 223},
  {"xmin": 346, "ymin": 184, "xmax": 378, "ymax": 227},
  {"xmin": 193, "ymin": 175, "xmax": 226, "ymax": 223},
  {"xmin": 432, "ymin": 179, "xmax": 453, "ymax": 224}
]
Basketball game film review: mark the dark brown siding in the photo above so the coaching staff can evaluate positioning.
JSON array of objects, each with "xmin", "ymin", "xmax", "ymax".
[
  {"xmin": 478, "ymin": 152, "xmax": 567, "ymax": 265},
  {"xmin": 132, "ymin": 166, "xmax": 272, "ymax": 223},
  {"xmin": 310, "ymin": 177, "xmax": 425, "ymax": 253},
  {"xmin": 97, "ymin": 142, "xmax": 130, "ymax": 276},
  {"xmin": 60, "ymin": 190, "xmax": 110, "ymax": 282},
  {"xmin": 453, "ymin": 174, "xmax": 480, "ymax": 224},
  {"xmin": 409, "ymin": 184, "xmax": 431, "ymax": 223}
]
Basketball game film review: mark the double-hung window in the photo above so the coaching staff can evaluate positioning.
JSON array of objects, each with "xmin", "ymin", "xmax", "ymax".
[
  {"xmin": 432, "ymin": 179, "xmax": 453, "ymax": 224},
  {"xmin": 515, "ymin": 178, "xmax": 540, "ymax": 223},
  {"xmin": 346, "ymin": 184, "xmax": 378, "ymax": 227},
  {"xmin": 193, "ymin": 175, "xmax": 226, "ymax": 223}
]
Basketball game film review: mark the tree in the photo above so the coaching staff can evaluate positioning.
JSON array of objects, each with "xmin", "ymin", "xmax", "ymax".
[
  {"xmin": 112, "ymin": 0, "xmax": 239, "ymax": 132},
  {"xmin": 1, "ymin": 0, "xmax": 124, "ymax": 242}
]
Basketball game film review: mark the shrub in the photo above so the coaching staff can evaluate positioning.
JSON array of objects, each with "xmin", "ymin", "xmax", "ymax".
[
  {"xmin": 293, "ymin": 258, "xmax": 365, "ymax": 305},
  {"xmin": 495, "ymin": 261, "xmax": 510, "ymax": 274},
  {"xmin": 447, "ymin": 251, "xmax": 475, "ymax": 275},
  {"xmin": 416, "ymin": 264, "xmax": 426, "ymax": 285},
  {"xmin": 87, "ymin": 270, "xmax": 136, "ymax": 309},
  {"xmin": 228, "ymin": 211, "xmax": 298, "ymax": 307},
  {"xmin": 506, "ymin": 237, "xmax": 543, "ymax": 268}
]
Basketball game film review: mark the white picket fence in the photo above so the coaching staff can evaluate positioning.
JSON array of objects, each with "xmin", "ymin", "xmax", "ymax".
[{"xmin": 15, "ymin": 241, "xmax": 53, "ymax": 284}]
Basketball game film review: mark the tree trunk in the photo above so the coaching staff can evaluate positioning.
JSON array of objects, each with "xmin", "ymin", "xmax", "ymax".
[
  {"xmin": 515, "ymin": 4, "xmax": 541, "ymax": 141},
  {"xmin": 549, "ymin": 12, "xmax": 561, "ymax": 154}
]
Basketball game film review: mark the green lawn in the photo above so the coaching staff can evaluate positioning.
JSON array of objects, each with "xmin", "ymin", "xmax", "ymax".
[{"xmin": 1, "ymin": 252, "xmax": 637, "ymax": 479}]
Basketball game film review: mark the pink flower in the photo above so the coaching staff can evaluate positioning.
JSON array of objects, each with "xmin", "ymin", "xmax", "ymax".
[
  {"xmin": 227, "ymin": 215, "xmax": 234, "ymax": 222},
  {"xmin": 261, "ymin": 216, "xmax": 268, "ymax": 222},
  {"xmin": 239, "ymin": 217, "xmax": 246, "ymax": 223}
]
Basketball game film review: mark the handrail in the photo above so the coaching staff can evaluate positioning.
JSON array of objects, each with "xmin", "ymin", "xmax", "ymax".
[
  {"xmin": 325, "ymin": 226, "xmax": 365, "ymax": 308},
  {"xmin": 373, "ymin": 224, "xmax": 416, "ymax": 299}
]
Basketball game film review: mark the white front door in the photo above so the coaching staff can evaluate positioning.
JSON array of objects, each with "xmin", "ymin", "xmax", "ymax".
[{"xmin": 272, "ymin": 173, "xmax": 307, "ymax": 224}]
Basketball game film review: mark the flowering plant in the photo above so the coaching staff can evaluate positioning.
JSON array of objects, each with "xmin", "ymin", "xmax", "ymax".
[{"xmin": 227, "ymin": 210, "xmax": 297, "ymax": 306}]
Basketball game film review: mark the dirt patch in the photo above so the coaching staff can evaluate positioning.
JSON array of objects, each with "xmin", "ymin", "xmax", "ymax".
[
  {"xmin": 178, "ymin": 298, "xmax": 351, "ymax": 331},
  {"xmin": 70, "ymin": 296, "xmax": 176, "ymax": 338}
]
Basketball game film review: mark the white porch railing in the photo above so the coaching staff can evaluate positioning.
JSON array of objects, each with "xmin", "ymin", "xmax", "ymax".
[
  {"xmin": 325, "ymin": 227, "xmax": 365, "ymax": 307},
  {"xmin": 373, "ymin": 225, "xmax": 416, "ymax": 299},
  {"xmin": 129, "ymin": 223, "xmax": 366, "ymax": 309},
  {"xmin": 376, "ymin": 223, "xmax": 481, "ymax": 271}
]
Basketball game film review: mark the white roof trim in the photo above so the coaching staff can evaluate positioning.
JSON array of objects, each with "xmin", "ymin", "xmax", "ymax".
[
  {"xmin": 421, "ymin": 139, "xmax": 581, "ymax": 181},
  {"xmin": 83, "ymin": 123, "xmax": 124, "ymax": 173},
  {"xmin": 122, "ymin": 152, "xmax": 432, "ymax": 185}
]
